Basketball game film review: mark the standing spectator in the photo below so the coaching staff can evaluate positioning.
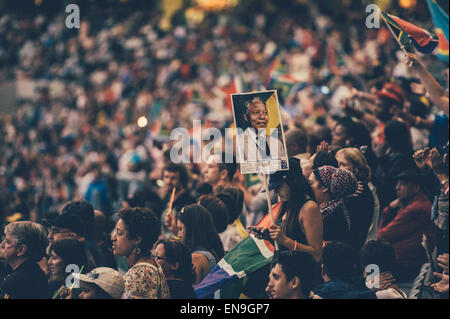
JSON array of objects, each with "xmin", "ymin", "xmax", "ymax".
[
  {"xmin": 0, "ymin": 221, "xmax": 49, "ymax": 299},
  {"xmin": 111, "ymin": 207, "xmax": 170, "ymax": 299},
  {"xmin": 176, "ymin": 204, "xmax": 224, "ymax": 285},
  {"xmin": 153, "ymin": 239, "xmax": 197, "ymax": 299},
  {"xmin": 377, "ymin": 170, "xmax": 437, "ymax": 283}
]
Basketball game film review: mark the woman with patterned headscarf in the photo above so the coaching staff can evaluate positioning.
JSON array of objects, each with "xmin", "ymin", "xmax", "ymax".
[{"xmin": 309, "ymin": 166, "xmax": 358, "ymax": 246}]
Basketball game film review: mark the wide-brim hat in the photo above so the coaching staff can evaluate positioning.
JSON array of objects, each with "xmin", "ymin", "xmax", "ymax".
[{"xmin": 73, "ymin": 267, "xmax": 125, "ymax": 299}]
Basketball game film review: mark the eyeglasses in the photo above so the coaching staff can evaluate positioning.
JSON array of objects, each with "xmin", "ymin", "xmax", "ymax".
[
  {"xmin": 49, "ymin": 228, "xmax": 73, "ymax": 235},
  {"xmin": 152, "ymin": 254, "xmax": 166, "ymax": 262}
]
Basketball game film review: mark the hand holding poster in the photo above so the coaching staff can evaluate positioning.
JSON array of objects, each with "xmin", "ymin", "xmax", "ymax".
[{"xmin": 231, "ymin": 90, "xmax": 289, "ymax": 175}]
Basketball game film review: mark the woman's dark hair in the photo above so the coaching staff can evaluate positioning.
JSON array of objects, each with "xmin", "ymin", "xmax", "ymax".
[
  {"xmin": 313, "ymin": 151, "xmax": 338, "ymax": 169},
  {"xmin": 118, "ymin": 207, "xmax": 160, "ymax": 255},
  {"xmin": 215, "ymin": 192, "xmax": 237, "ymax": 224},
  {"xmin": 177, "ymin": 204, "xmax": 225, "ymax": 261},
  {"xmin": 154, "ymin": 239, "xmax": 195, "ymax": 285},
  {"xmin": 198, "ymin": 194, "xmax": 229, "ymax": 233},
  {"xmin": 126, "ymin": 187, "xmax": 164, "ymax": 220},
  {"xmin": 384, "ymin": 120, "xmax": 412, "ymax": 154},
  {"xmin": 360, "ymin": 240, "xmax": 397, "ymax": 273},
  {"xmin": 50, "ymin": 239, "xmax": 88, "ymax": 274},
  {"xmin": 222, "ymin": 187, "xmax": 244, "ymax": 220},
  {"xmin": 282, "ymin": 159, "xmax": 316, "ymax": 239}
]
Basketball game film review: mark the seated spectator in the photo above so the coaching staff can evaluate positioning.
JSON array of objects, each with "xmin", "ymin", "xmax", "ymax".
[
  {"xmin": 0, "ymin": 221, "xmax": 49, "ymax": 299},
  {"xmin": 72, "ymin": 267, "xmax": 125, "ymax": 299},
  {"xmin": 377, "ymin": 170, "xmax": 437, "ymax": 283},
  {"xmin": 265, "ymin": 251, "xmax": 317, "ymax": 299},
  {"xmin": 153, "ymin": 239, "xmax": 197, "ymax": 299},
  {"xmin": 309, "ymin": 166, "xmax": 358, "ymax": 244},
  {"xmin": 176, "ymin": 204, "xmax": 224, "ymax": 285},
  {"xmin": 111, "ymin": 207, "xmax": 170, "ymax": 299},
  {"xmin": 314, "ymin": 241, "xmax": 376, "ymax": 299},
  {"xmin": 48, "ymin": 239, "xmax": 88, "ymax": 299},
  {"xmin": 360, "ymin": 240, "xmax": 407, "ymax": 299}
]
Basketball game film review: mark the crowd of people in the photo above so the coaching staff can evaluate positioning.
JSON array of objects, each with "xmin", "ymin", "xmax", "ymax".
[{"xmin": 0, "ymin": 0, "xmax": 448, "ymax": 299}]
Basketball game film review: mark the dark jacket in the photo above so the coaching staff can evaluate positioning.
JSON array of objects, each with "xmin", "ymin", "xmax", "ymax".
[
  {"xmin": 166, "ymin": 279, "xmax": 197, "ymax": 299},
  {"xmin": 0, "ymin": 260, "xmax": 49, "ymax": 299},
  {"xmin": 314, "ymin": 278, "xmax": 376, "ymax": 299},
  {"xmin": 345, "ymin": 183, "xmax": 375, "ymax": 251},
  {"xmin": 373, "ymin": 149, "xmax": 416, "ymax": 208}
]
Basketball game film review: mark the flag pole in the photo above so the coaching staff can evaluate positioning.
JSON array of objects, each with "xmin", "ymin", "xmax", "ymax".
[
  {"xmin": 380, "ymin": 12, "xmax": 409, "ymax": 54},
  {"xmin": 261, "ymin": 171, "xmax": 279, "ymax": 251}
]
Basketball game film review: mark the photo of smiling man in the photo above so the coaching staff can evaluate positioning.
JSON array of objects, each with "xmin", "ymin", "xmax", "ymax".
[{"xmin": 232, "ymin": 90, "xmax": 288, "ymax": 174}]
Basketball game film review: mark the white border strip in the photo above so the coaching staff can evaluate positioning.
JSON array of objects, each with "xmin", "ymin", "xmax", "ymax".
[
  {"xmin": 251, "ymin": 235, "xmax": 274, "ymax": 259},
  {"xmin": 218, "ymin": 259, "xmax": 246, "ymax": 279}
]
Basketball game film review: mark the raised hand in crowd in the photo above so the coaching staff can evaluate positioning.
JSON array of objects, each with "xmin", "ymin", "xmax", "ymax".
[
  {"xmin": 429, "ymin": 272, "xmax": 449, "ymax": 294},
  {"xmin": 405, "ymin": 53, "xmax": 449, "ymax": 117},
  {"xmin": 316, "ymin": 141, "xmax": 330, "ymax": 154},
  {"xmin": 413, "ymin": 147, "xmax": 432, "ymax": 170},
  {"xmin": 429, "ymin": 148, "xmax": 448, "ymax": 177},
  {"xmin": 437, "ymin": 253, "xmax": 449, "ymax": 274}
]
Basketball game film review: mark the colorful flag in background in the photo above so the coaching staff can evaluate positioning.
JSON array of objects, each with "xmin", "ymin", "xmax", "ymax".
[
  {"xmin": 381, "ymin": 11, "xmax": 439, "ymax": 53},
  {"xmin": 426, "ymin": 0, "xmax": 449, "ymax": 62},
  {"xmin": 194, "ymin": 202, "xmax": 282, "ymax": 299}
]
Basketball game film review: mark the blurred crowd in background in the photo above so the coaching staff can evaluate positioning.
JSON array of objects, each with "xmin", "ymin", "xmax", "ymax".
[{"xmin": 0, "ymin": 0, "xmax": 448, "ymax": 299}]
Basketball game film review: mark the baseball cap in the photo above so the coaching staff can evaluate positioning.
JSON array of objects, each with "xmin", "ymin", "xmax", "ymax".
[
  {"xmin": 377, "ymin": 83, "xmax": 404, "ymax": 105},
  {"xmin": 395, "ymin": 169, "xmax": 422, "ymax": 185},
  {"xmin": 265, "ymin": 158, "xmax": 303, "ymax": 191},
  {"xmin": 42, "ymin": 212, "xmax": 86, "ymax": 237},
  {"xmin": 73, "ymin": 267, "xmax": 125, "ymax": 299}
]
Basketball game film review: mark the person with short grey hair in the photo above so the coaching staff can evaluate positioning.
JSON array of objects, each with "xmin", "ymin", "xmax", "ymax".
[{"xmin": 0, "ymin": 221, "xmax": 50, "ymax": 299}]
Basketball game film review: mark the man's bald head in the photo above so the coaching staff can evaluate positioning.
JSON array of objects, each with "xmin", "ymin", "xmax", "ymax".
[{"xmin": 286, "ymin": 128, "xmax": 308, "ymax": 156}]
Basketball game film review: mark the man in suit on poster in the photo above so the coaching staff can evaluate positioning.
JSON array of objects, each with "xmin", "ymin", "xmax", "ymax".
[{"xmin": 237, "ymin": 97, "xmax": 285, "ymax": 163}]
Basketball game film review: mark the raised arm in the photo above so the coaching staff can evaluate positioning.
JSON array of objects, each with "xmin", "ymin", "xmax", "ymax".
[{"xmin": 405, "ymin": 53, "xmax": 449, "ymax": 117}]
